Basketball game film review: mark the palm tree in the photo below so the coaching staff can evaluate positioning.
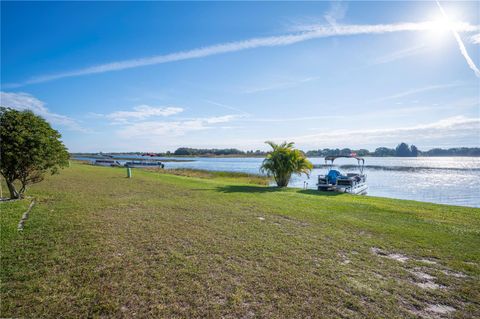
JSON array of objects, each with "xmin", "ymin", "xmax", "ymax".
[{"xmin": 260, "ymin": 141, "xmax": 313, "ymax": 187}]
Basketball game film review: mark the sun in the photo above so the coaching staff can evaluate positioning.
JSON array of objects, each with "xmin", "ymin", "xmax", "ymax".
[
  {"xmin": 425, "ymin": 2, "xmax": 465, "ymax": 40},
  {"xmin": 428, "ymin": 16, "xmax": 451, "ymax": 34},
  {"xmin": 422, "ymin": 13, "xmax": 455, "ymax": 44}
]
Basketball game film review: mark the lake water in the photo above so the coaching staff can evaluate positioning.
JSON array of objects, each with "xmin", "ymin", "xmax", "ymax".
[{"xmin": 74, "ymin": 155, "xmax": 480, "ymax": 208}]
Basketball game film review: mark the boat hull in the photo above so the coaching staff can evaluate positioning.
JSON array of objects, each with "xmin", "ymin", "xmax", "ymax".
[
  {"xmin": 343, "ymin": 183, "xmax": 368, "ymax": 195},
  {"xmin": 124, "ymin": 161, "xmax": 164, "ymax": 168},
  {"xmin": 317, "ymin": 183, "xmax": 368, "ymax": 195},
  {"xmin": 125, "ymin": 164, "xmax": 164, "ymax": 168},
  {"xmin": 94, "ymin": 160, "xmax": 121, "ymax": 167}
]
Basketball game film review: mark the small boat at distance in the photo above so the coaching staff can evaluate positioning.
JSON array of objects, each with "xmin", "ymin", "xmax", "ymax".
[
  {"xmin": 317, "ymin": 155, "xmax": 368, "ymax": 194},
  {"xmin": 125, "ymin": 160, "xmax": 165, "ymax": 168},
  {"xmin": 94, "ymin": 159, "xmax": 121, "ymax": 167},
  {"xmin": 141, "ymin": 153, "xmax": 158, "ymax": 157}
]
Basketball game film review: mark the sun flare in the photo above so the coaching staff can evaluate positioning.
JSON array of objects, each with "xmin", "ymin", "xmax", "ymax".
[{"xmin": 429, "ymin": 16, "xmax": 451, "ymax": 34}]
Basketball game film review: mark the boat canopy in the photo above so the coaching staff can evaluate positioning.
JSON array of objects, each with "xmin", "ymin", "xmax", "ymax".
[
  {"xmin": 324, "ymin": 155, "xmax": 365, "ymax": 164},
  {"xmin": 324, "ymin": 155, "xmax": 365, "ymax": 173}
]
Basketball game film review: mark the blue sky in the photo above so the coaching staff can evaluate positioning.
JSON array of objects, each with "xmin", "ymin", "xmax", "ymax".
[{"xmin": 1, "ymin": 1, "xmax": 479, "ymax": 152}]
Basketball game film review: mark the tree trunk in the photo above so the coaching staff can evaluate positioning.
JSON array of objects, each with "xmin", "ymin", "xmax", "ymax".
[
  {"xmin": 276, "ymin": 174, "xmax": 289, "ymax": 187},
  {"xmin": 6, "ymin": 179, "xmax": 20, "ymax": 199}
]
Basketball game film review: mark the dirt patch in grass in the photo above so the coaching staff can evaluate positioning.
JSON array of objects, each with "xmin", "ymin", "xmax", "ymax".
[
  {"xmin": 426, "ymin": 304, "xmax": 456, "ymax": 314},
  {"xmin": 441, "ymin": 270, "xmax": 467, "ymax": 278},
  {"xmin": 370, "ymin": 247, "xmax": 409, "ymax": 263}
]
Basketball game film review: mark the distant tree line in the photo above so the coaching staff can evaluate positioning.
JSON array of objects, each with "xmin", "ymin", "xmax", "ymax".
[
  {"xmin": 306, "ymin": 143, "xmax": 480, "ymax": 157},
  {"xmin": 421, "ymin": 147, "xmax": 480, "ymax": 157},
  {"xmin": 72, "ymin": 143, "xmax": 480, "ymax": 158},
  {"xmin": 71, "ymin": 149, "xmax": 268, "ymax": 157},
  {"xmin": 173, "ymin": 147, "xmax": 251, "ymax": 156},
  {"xmin": 305, "ymin": 148, "xmax": 370, "ymax": 157}
]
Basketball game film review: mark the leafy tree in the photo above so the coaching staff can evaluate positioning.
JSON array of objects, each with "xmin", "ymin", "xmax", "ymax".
[
  {"xmin": 260, "ymin": 141, "xmax": 313, "ymax": 187},
  {"xmin": 356, "ymin": 149, "xmax": 370, "ymax": 156},
  {"xmin": 395, "ymin": 143, "xmax": 411, "ymax": 157},
  {"xmin": 410, "ymin": 145, "xmax": 419, "ymax": 157},
  {"xmin": 373, "ymin": 147, "xmax": 395, "ymax": 157},
  {"xmin": 0, "ymin": 107, "xmax": 69, "ymax": 199}
]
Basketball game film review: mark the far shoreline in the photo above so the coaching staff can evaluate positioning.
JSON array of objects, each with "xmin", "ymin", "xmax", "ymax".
[{"xmin": 70, "ymin": 153, "xmax": 480, "ymax": 158}]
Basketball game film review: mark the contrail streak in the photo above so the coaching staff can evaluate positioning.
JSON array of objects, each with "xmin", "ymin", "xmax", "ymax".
[
  {"xmin": 436, "ymin": 0, "xmax": 480, "ymax": 77},
  {"xmin": 5, "ymin": 20, "xmax": 480, "ymax": 87}
]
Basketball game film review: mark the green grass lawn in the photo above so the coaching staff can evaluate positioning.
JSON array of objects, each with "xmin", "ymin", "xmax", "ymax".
[{"xmin": 1, "ymin": 163, "xmax": 479, "ymax": 318}]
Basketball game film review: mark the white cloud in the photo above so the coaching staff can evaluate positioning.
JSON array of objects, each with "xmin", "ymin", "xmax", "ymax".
[
  {"xmin": 281, "ymin": 116, "xmax": 480, "ymax": 148},
  {"xmin": 204, "ymin": 100, "xmax": 250, "ymax": 116},
  {"xmin": 203, "ymin": 115, "xmax": 238, "ymax": 124},
  {"xmin": 240, "ymin": 115, "xmax": 344, "ymax": 123},
  {"xmin": 470, "ymin": 33, "xmax": 480, "ymax": 44},
  {"xmin": 243, "ymin": 76, "xmax": 321, "ymax": 94},
  {"xmin": 0, "ymin": 91, "xmax": 48, "ymax": 113},
  {"xmin": 102, "ymin": 105, "xmax": 183, "ymax": 123},
  {"xmin": 117, "ymin": 114, "xmax": 239, "ymax": 138},
  {"xmin": 324, "ymin": 1, "xmax": 348, "ymax": 26},
  {"xmin": 370, "ymin": 83, "xmax": 463, "ymax": 103},
  {"xmin": 8, "ymin": 20, "xmax": 480, "ymax": 88},
  {"xmin": 371, "ymin": 44, "xmax": 429, "ymax": 65},
  {"xmin": 289, "ymin": 21, "xmax": 479, "ymax": 33},
  {"xmin": 119, "ymin": 120, "xmax": 206, "ymax": 137},
  {"xmin": 341, "ymin": 97, "xmax": 479, "ymax": 122},
  {"xmin": 0, "ymin": 91, "xmax": 85, "ymax": 131}
]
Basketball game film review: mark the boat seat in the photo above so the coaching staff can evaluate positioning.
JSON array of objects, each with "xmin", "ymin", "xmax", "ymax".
[{"xmin": 326, "ymin": 170, "xmax": 342, "ymax": 184}]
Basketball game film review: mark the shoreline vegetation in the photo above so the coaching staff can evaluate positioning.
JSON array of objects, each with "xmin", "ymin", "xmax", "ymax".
[
  {"xmin": 72, "ymin": 155, "xmax": 197, "ymax": 162},
  {"xmin": 70, "ymin": 144, "xmax": 480, "ymax": 158},
  {"xmin": 1, "ymin": 162, "xmax": 479, "ymax": 317}
]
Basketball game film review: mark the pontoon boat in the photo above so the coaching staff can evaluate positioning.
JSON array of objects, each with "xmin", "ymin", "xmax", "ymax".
[
  {"xmin": 317, "ymin": 155, "xmax": 368, "ymax": 194},
  {"xmin": 125, "ymin": 161, "xmax": 165, "ymax": 168},
  {"xmin": 94, "ymin": 159, "xmax": 121, "ymax": 167}
]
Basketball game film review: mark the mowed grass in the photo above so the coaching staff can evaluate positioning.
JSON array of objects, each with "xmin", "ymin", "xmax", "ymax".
[
  {"xmin": 150, "ymin": 167, "xmax": 269, "ymax": 185},
  {"xmin": 1, "ymin": 163, "xmax": 479, "ymax": 318}
]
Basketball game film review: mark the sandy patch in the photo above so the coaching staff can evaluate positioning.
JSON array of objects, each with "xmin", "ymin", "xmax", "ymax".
[
  {"xmin": 409, "ymin": 268, "xmax": 446, "ymax": 290},
  {"xmin": 410, "ymin": 270, "xmax": 435, "ymax": 281},
  {"xmin": 418, "ymin": 258, "xmax": 438, "ymax": 265},
  {"xmin": 371, "ymin": 247, "xmax": 409, "ymax": 263},
  {"xmin": 425, "ymin": 304, "xmax": 455, "ymax": 314},
  {"xmin": 441, "ymin": 270, "xmax": 467, "ymax": 278},
  {"xmin": 389, "ymin": 253, "xmax": 409, "ymax": 263},
  {"xmin": 415, "ymin": 281, "xmax": 444, "ymax": 290},
  {"xmin": 338, "ymin": 252, "xmax": 351, "ymax": 265}
]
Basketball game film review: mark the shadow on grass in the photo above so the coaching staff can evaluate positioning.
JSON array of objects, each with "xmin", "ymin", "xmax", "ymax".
[
  {"xmin": 298, "ymin": 189, "xmax": 343, "ymax": 196},
  {"xmin": 216, "ymin": 185, "xmax": 285, "ymax": 193},
  {"xmin": 216, "ymin": 185, "xmax": 343, "ymax": 196}
]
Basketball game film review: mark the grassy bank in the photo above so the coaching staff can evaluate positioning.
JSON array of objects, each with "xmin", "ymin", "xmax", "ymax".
[
  {"xmin": 1, "ymin": 163, "xmax": 479, "ymax": 318},
  {"xmin": 152, "ymin": 168, "xmax": 269, "ymax": 185}
]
